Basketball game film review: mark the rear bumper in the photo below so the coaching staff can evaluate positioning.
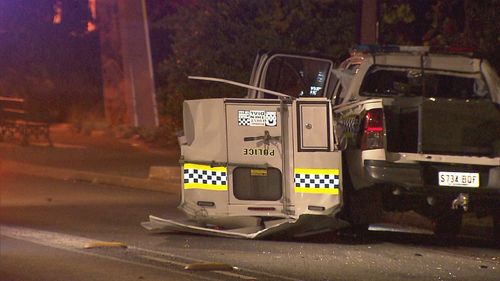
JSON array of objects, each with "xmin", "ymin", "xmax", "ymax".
[
  {"xmin": 364, "ymin": 160, "xmax": 500, "ymax": 196},
  {"xmin": 364, "ymin": 160, "xmax": 422, "ymax": 187}
]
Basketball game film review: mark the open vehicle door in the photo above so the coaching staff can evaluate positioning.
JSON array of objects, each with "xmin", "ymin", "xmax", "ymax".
[{"xmin": 248, "ymin": 52, "xmax": 336, "ymax": 99}]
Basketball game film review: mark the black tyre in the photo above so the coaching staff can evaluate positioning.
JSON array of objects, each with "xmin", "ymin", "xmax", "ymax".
[
  {"xmin": 339, "ymin": 157, "xmax": 382, "ymax": 226},
  {"xmin": 434, "ymin": 210, "xmax": 463, "ymax": 237}
]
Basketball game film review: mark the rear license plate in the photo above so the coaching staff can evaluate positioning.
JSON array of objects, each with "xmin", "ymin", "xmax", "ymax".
[{"xmin": 438, "ymin": 172, "xmax": 480, "ymax": 187}]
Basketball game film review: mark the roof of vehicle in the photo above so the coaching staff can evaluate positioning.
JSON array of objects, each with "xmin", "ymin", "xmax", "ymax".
[
  {"xmin": 365, "ymin": 53, "xmax": 482, "ymax": 73},
  {"xmin": 349, "ymin": 44, "xmax": 481, "ymax": 58},
  {"xmin": 341, "ymin": 45, "xmax": 483, "ymax": 74}
]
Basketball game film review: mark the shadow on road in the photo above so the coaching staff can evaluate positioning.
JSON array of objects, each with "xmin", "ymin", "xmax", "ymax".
[{"xmin": 277, "ymin": 226, "xmax": 499, "ymax": 251}]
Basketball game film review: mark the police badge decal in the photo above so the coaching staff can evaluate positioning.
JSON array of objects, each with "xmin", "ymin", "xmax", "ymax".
[{"xmin": 265, "ymin": 112, "xmax": 277, "ymax": 127}]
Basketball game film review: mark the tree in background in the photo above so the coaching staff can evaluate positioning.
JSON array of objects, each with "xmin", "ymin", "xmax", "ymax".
[
  {"xmin": 423, "ymin": 0, "xmax": 500, "ymax": 69},
  {"xmin": 152, "ymin": 0, "xmax": 499, "ymax": 130},
  {"xmin": 149, "ymin": 0, "xmax": 357, "ymax": 124},
  {"xmin": 380, "ymin": 0, "xmax": 499, "ymax": 69},
  {"xmin": 379, "ymin": 0, "xmax": 432, "ymax": 45}
]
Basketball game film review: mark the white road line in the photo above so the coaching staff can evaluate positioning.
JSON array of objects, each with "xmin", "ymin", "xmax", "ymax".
[
  {"xmin": 139, "ymin": 254, "xmax": 188, "ymax": 267},
  {"xmin": 0, "ymin": 225, "xmax": 301, "ymax": 281},
  {"xmin": 0, "ymin": 225, "xmax": 217, "ymax": 281},
  {"xmin": 212, "ymin": 270, "xmax": 258, "ymax": 280},
  {"xmin": 132, "ymin": 247, "xmax": 303, "ymax": 281},
  {"xmin": 141, "ymin": 255, "xmax": 257, "ymax": 280}
]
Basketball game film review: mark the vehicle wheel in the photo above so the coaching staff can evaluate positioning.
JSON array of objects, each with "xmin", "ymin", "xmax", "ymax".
[
  {"xmin": 493, "ymin": 213, "xmax": 500, "ymax": 240},
  {"xmin": 342, "ymin": 176, "xmax": 382, "ymax": 224},
  {"xmin": 339, "ymin": 157, "xmax": 382, "ymax": 226},
  {"xmin": 434, "ymin": 210, "xmax": 463, "ymax": 237}
]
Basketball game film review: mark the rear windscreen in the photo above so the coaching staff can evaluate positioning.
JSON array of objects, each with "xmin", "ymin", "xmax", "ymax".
[{"xmin": 360, "ymin": 67, "xmax": 490, "ymax": 100}]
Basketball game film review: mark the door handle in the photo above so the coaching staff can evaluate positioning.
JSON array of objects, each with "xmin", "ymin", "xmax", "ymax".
[{"xmin": 244, "ymin": 130, "xmax": 281, "ymax": 144}]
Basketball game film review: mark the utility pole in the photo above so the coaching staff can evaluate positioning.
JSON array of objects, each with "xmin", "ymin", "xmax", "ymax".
[
  {"xmin": 97, "ymin": 0, "xmax": 158, "ymax": 127},
  {"xmin": 358, "ymin": 0, "xmax": 379, "ymax": 44}
]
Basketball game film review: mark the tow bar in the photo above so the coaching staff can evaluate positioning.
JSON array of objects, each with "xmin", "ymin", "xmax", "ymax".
[{"xmin": 452, "ymin": 193, "xmax": 469, "ymax": 211}]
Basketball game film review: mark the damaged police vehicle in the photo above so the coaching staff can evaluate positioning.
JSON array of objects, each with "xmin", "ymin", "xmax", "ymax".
[{"xmin": 143, "ymin": 46, "xmax": 500, "ymax": 239}]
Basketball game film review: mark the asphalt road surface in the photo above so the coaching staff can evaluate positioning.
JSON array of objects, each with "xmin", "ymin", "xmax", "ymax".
[{"xmin": 1, "ymin": 173, "xmax": 499, "ymax": 281}]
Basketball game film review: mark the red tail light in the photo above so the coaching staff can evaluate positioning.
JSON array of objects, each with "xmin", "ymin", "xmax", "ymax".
[{"xmin": 361, "ymin": 109, "xmax": 384, "ymax": 150}]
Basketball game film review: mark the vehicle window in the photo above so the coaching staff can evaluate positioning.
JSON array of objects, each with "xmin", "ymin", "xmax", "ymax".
[
  {"xmin": 233, "ymin": 167, "xmax": 282, "ymax": 201},
  {"xmin": 262, "ymin": 56, "xmax": 331, "ymax": 98},
  {"xmin": 360, "ymin": 67, "xmax": 490, "ymax": 99}
]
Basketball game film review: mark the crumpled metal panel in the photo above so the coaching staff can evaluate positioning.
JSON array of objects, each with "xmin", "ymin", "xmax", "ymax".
[{"xmin": 142, "ymin": 212, "xmax": 349, "ymax": 239}]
